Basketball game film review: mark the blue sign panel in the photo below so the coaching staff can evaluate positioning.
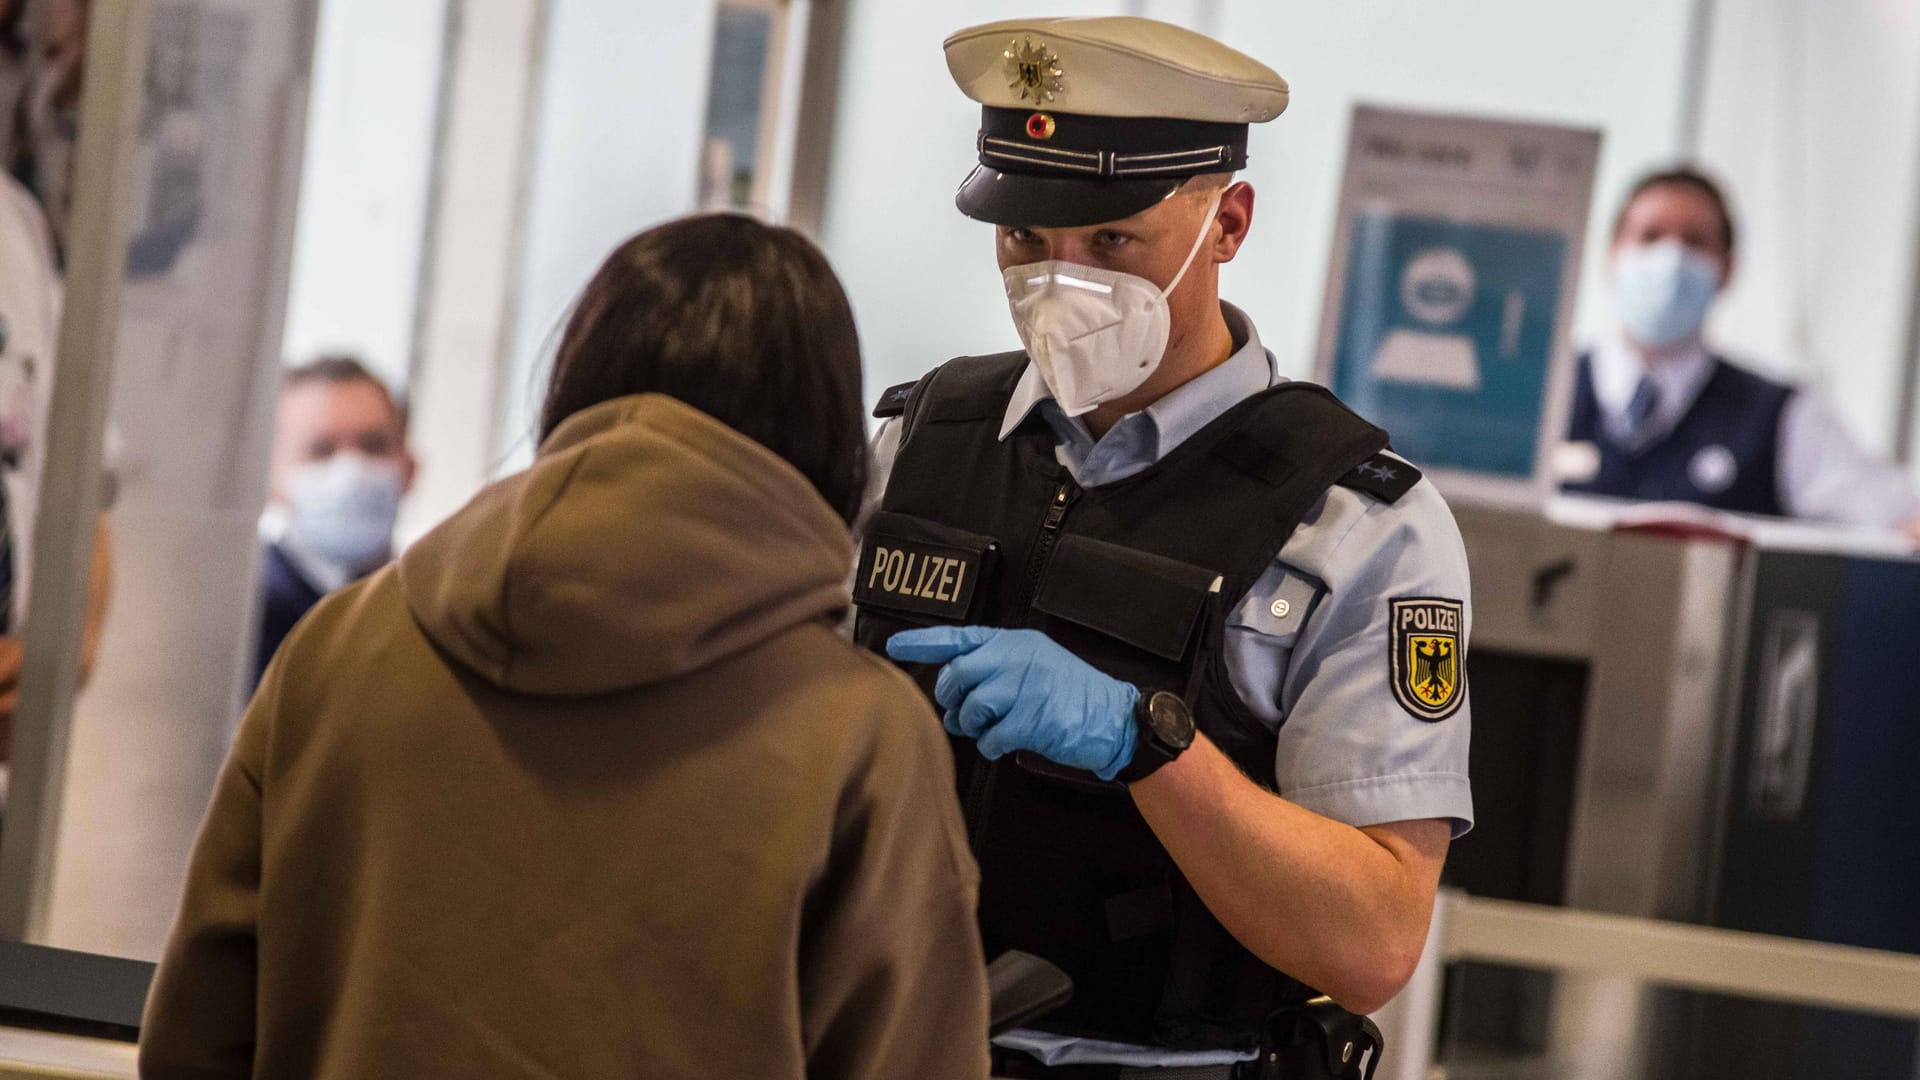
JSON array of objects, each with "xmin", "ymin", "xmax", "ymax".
[{"xmin": 1328, "ymin": 213, "xmax": 1568, "ymax": 478}]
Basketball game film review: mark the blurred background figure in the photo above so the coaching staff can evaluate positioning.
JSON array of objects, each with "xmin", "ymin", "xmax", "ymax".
[
  {"xmin": 254, "ymin": 355, "xmax": 412, "ymax": 691},
  {"xmin": 0, "ymin": 164, "xmax": 107, "ymax": 793},
  {"xmin": 0, "ymin": 0, "xmax": 26, "ymax": 167},
  {"xmin": 1563, "ymin": 168, "xmax": 1920, "ymax": 538},
  {"xmin": 7, "ymin": 0, "xmax": 85, "ymax": 258}
]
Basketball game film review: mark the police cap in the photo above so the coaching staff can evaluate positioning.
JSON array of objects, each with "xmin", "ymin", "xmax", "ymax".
[{"xmin": 944, "ymin": 16, "xmax": 1288, "ymax": 228}]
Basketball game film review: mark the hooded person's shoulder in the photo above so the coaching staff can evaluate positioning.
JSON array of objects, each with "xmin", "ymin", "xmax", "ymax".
[
  {"xmin": 251, "ymin": 563, "xmax": 417, "ymax": 706},
  {"xmin": 398, "ymin": 395, "xmax": 858, "ymax": 697},
  {"xmin": 741, "ymin": 619, "xmax": 955, "ymax": 760},
  {"xmin": 765, "ymin": 622, "xmax": 980, "ymax": 879}
]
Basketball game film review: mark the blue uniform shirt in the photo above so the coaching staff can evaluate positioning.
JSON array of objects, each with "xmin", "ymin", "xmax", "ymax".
[{"xmin": 864, "ymin": 301, "xmax": 1474, "ymax": 1067}]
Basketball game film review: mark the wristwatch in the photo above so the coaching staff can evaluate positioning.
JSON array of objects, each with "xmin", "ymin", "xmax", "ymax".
[{"xmin": 1117, "ymin": 688, "xmax": 1195, "ymax": 784}]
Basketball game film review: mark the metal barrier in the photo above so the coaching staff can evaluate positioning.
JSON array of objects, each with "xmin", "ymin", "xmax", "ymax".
[{"xmin": 1372, "ymin": 889, "xmax": 1920, "ymax": 1080}]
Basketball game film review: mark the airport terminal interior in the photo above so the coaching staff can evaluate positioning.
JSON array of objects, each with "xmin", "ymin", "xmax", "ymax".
[{"xmin": 2, "ymin": 0, "xmax": 1920, "ymax": 1077}]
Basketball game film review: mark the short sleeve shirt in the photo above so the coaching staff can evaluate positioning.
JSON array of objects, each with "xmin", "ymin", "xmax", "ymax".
[{"xmin": 866, "ymin": 302, "xmax": 1474, "ymax": 836}]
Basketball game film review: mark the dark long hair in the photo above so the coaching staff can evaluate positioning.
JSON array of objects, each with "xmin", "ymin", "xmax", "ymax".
[{"xmin": 540, "ymin": 214, "xmax": 868, "ymax": 524}]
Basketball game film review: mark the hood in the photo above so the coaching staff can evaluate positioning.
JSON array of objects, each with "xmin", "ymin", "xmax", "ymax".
[{"xmin": 400, "ymin": 394, "xmax": 854, "ymax": 696}]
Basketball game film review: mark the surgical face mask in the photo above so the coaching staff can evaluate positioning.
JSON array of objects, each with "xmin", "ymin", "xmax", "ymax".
[
  {"xmin": 286, "ymin": 454, "xmax": 405, "ymax": 572},
  {"xmin": 1002, "ymin": 190, "xmax": 1225, "ymax": 417},
  {"xmin": 1612, "ymin": 241, "xmax": 1722, "ymax": 350}
]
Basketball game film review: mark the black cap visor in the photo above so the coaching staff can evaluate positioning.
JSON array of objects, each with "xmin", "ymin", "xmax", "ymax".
[{"xmin": 955, "ymin": 165, "xmax": 1185, "ymax": 228}]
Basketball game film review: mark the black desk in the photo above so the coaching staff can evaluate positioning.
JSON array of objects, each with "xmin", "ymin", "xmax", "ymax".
[{"xmin": 0, "ymin": 941, "xmax": 152, "ymax": 1042}]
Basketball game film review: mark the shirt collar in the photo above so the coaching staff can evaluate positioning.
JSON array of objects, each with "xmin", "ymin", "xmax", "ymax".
[
  {"xmin": 1590, "ymin": 326, "xmax": 1715, "ymax": 438},
  {"xmin": 998, "ymin": 301, "xmax": 1278, "ymax": 455}
]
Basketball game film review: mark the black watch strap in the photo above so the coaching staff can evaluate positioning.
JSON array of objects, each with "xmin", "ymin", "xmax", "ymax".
[{"xmin": 1118, "ymin": 688, "xmax": 1195, "ymax": 784}]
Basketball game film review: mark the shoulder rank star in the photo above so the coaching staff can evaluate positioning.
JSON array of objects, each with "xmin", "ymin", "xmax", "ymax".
[
  {"xmin": 1005, "ymin": 37, "xmax": 1065, "ymax": 105},
  {"xmin": 1359, "ymin": 461, "xmax": 1397, "ymax": 483}
]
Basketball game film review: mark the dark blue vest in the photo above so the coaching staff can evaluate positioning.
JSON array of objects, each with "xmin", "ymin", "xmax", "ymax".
[
  {"xmin": 1564, "ymin": 353, "xmax": 1793, "ymax": 517},
  {"xmin": 253, "ymin": 540, "xmax": 325, "ymax": 693}
]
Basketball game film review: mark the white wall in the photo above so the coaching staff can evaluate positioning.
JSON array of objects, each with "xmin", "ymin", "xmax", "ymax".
[
  {"xmin": 279, "ymin": 0, "xmax": 447, "ymax": 389},
  {"xmin": 1691, "ymin": 0, "xmax": 1920, "ymax": 455},
  {"xmin": 400, "ymin": 0, "xmax": 547, "ymax": 544},
  {"xmin": 493, "ymin": 0, "xmax": 718, "ymax": 466},
  {"xmin": 818, "ymin": 0, "xmax": 1699, "ymax": 397},
  {"xmin": 1214, "ymin": 0, "xmax": 1695, "ymax": 374}
]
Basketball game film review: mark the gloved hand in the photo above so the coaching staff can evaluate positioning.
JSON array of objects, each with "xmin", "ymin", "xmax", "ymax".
[{"xmin": 887, "ymin": 626, "xmax": 1138, "ymax": 781}]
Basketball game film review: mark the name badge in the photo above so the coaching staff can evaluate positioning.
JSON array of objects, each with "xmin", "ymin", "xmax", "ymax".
[{"xmin": 855, "ymin": 534, "xmax": 986, "ymax": 621}]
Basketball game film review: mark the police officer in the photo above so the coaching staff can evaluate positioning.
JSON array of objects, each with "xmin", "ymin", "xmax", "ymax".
[
  {"xmin": 1564, "ymin": 167, "xmax": 1920, "ymax": 540},
  {"xmin": 851, "ymin": 17, "xmax": 1473, "ymax": 1077}
]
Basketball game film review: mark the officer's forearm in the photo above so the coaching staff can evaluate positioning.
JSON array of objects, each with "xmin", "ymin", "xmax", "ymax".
[{"xmin": 1130, "ymin": 732, "xmax": 1449, "ymax": 1015}]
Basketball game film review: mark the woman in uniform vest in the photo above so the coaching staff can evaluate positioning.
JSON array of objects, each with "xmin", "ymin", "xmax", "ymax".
[{"xmin": 1564, "ymin": 167, "xmax": 1920, "ymax": 541}]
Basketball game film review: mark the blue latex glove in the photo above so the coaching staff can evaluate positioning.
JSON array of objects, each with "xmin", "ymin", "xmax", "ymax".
[{"xmin": 887, "ymin": 626, "xmax": 1138, "ymax": 781}]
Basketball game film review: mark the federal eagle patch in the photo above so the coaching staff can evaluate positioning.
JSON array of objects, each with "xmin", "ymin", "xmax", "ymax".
[{"xmin": 1390, "ymin": 598, "xmax": 1465, "ymax": 722}]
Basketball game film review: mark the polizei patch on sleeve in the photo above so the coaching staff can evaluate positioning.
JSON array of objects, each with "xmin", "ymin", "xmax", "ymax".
[
  {"xmin": 1389, "ymin": 597, "xmax": 1465, "ymax": 721},
  {"xmin": 854, "ymin": 535, "xmax": 984, "ymax": 621}
]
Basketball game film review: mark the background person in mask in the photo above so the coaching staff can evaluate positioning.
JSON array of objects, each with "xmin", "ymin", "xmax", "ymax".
[
  {"xmin": 253, "ymin": 355, "xmax": 413, "ymax": 691},
  {"xmin": 855, "ymin": 16, "xmax": 1471, "ymax": 1074},
  {"xmin": 142, "ymin": 213, "xmax": 988, "ymax": 1080},
  {"xmin": 1563, "ymin": 167, "xmax": 1920, "ymax": 537}
]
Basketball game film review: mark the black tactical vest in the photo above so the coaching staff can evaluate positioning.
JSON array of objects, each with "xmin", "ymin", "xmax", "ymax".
[{"xmin": 853, "ymin": 352, "xmax": 1406, "ymax": 1052}]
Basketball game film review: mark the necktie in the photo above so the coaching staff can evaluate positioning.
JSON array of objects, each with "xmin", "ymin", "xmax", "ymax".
[{"xmin": 1624, "ymin": 376, "xmax": 1661, "ymax": 447}]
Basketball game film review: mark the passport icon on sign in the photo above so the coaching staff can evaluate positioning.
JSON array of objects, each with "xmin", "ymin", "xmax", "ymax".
[
  {"xmin": 1330, "ymin": 213, "xmax": 1567, "ymax": 478},
  {"xmin": 1369, "ymin": 247, "xmax": 1483, "ymax": 391}
]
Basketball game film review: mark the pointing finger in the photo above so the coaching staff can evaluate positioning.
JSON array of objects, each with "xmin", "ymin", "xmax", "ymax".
[{"xmin": 885, "ymin": 625, "xmax": 1000, "ymax": 665}]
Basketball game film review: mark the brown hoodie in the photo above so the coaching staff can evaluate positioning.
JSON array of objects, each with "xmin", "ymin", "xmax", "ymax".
[{"xmin": 141, "ymin": 395, "xmax": 988, "ymax": 1079}]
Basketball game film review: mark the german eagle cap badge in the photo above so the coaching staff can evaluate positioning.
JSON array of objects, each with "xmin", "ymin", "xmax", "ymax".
[
  {"xmin": 1005, "ymin": 37, "xmax": 1065, "ymax": 105},
  {"xmin": 1390, "ymin": 598, "xmax": 1465, "ymax": 722}
]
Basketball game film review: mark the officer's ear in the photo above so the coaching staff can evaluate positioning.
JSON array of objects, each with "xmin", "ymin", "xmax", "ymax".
[{"xmin": 1212, "ymin": 181, "xmax": 1255, "ymax": 265}]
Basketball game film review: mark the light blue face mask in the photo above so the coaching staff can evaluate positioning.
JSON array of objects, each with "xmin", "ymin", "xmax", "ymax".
[
  {"xmin": 1612, "ymin": 241, "xmax": 1723, "ymax": 349},
  {"xmin": 288, "ymin": 453, "xmax": 405, "ymax": 572}
]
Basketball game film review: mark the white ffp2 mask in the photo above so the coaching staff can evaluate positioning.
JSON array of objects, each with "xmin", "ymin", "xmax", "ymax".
[{"xmin": 1002, "ymin": 190, "xmax": 1225, "ymax": 417}]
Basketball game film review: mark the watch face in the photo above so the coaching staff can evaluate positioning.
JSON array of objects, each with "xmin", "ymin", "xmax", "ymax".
[{"xmin": 1146, "ymin": 692, "xmax": 1195, "ymax": 747}]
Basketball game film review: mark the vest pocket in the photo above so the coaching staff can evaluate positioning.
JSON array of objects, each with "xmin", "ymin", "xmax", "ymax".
[
  {"xmin": 1017, "ymin": 536, "xmax": 1222, "ymax": 794},
  {"xmin": 1226, "ymin": 562, "xmax": 1323, "ymax": 645},
  {"xmin": 1030, "ymin": 534, "xmax": 1222, "ymax": 663}
]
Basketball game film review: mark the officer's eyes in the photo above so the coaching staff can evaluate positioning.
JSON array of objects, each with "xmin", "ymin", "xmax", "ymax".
[
  {"xmin": 1093, "ymin": 230, "xmax": 1131, "ymax": 248},
  {"xmin": 1005, "ymin": 228, "xmax": 1041, "ymax": 245}
]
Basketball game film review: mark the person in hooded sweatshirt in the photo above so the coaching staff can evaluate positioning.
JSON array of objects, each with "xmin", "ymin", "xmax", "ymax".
[{"xmin": 139, "ymin": 214, "xmax": 991, "ymax": 1080}]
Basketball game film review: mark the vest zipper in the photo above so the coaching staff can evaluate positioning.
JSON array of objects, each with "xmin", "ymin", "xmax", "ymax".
[
  {"xmin": 965, "ymin": 479, "xmax": 1078, "ymax": 847},
  {"xmin": 1017, "ymin": 481, "xmax": 1078, "ymax": 615}
]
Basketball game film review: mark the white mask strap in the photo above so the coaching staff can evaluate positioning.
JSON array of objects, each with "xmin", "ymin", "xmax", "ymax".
[{"xmin": 1159, "ymin": 187, "xmax": 1228, "ymax": 301}]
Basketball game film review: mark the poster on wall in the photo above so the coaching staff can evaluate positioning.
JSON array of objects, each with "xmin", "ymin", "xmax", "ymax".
[{"xmin": 1314, "ymin": 104, "xmax": 1600, "ymax": 505}]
